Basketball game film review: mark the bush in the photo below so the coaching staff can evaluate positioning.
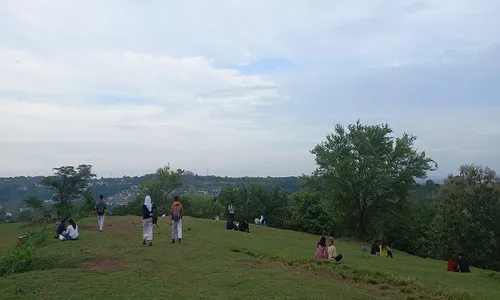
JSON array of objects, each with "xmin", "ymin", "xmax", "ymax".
[{"xmin": 0, "ymin": 227, "xmax": 47, "ymax": 276}]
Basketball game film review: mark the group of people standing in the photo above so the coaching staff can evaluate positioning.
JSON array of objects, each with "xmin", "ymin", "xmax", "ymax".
[{"xmin": 142, "ymin": 195, "xmax": 184, "ymax": 246}]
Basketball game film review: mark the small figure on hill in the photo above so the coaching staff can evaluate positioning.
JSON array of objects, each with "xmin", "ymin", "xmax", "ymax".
[
  {"xmin": 60, "ymin": 219, "xmax": 79, "ymax": 241},
  {"xmin": 361, "ymin": 244, "xmax": 367, "ymax": 252},
  {"xmin": 314, "ymin": 236, "xmax": 327, "ymax": 259},
  {"xmin": 226, "ymin": 219, "xmax": 235, "ymax": 230},
  {"xmin": 457, "ymin": 255, "xmax": 471, "ymax": 273},
  {"xmin": 96, "ymin": 194, "xmax": 107, "ymax": 232},
  {"xmin": 142, "ymin": 195, "xmax": 154, "ymax": 246},
  {"xmin": 327, "ymin": 237, "xmax": 343, "ymax": 262},
  {"xmin": 259, "ymin": 215, "xmax": 266, "ymax": 226},
  {"xmin": 238, "ymin": 219, "xmax": 249, "ymax": 233},
  {"xmin": 55, "ymin": 218, "xmax": 67, "ymax": 239},
  {"xmin": 370, "ymin": 240, "xmax": 380, "ymax": 255},
  {"xmin": 171, "ymin": 196, "xmax": 184, "ymax": 244},
  {"xmin": 228, "ymin": 201, "xmax": 236, "ymax": 220},
  {"xmin": 447, "ymin": 255, "xmax": 459, "ymax": 272},
  {"xmin": 385, "ymin": 243, "xmax": 394, "ymax": 259}
]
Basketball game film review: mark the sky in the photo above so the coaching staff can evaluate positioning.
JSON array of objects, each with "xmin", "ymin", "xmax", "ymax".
[{"xmin": 0, "ymin": 0, "xmax": 499, "ymax": 178}]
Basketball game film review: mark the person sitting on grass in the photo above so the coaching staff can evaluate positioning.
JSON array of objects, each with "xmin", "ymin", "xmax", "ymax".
[
  {"xmin": 226, "ymin": 219, "xmax": 235, "ymax": 230},
  {"xmin": 60, "ymin": 219, "xmax": 79, "ymax": 241},
  {"xmin": 314, "ymin": 236, "xmax": 327, "ymax": 259},
  {"xmin": 55, "ymin": 218, "xmax": 67, "ymax": 239},
  {"xmin": 237, "ymin": 219, "xmax": 249, "ymax": 233},
  {"xmin": 447, "ymin": 255, "xmax": 459, "ymax": 272},
  {"xmin": 327, "ymin": 237, "xmax": 343, "ymax": 262},
  {"xmin": 457, "ymin": 255, "xmax": 471, "ymax": 273}
]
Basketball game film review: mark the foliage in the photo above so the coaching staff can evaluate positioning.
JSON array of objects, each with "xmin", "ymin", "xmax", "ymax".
[
  {"xmin": 114, "ymin": 195, "xmax": 143, "ymax": 216},
  {"xmin": 426, "ymin": 165, "xmax": 500, "ymax": 271},
  {"xmin": 0, "ymin": 227, "xmax": 47, "ymax": 276},
  {"xmin": 80, "ymin": 189, "xmax": 96, "ymax": 215},
  {"xmin": 217, "ymin": 184, "xmax": 290, "ymax": 225},
  {"xmin": 139, "ymin": 166, "xmax": 184, "ymax": 213},
  {"xmin": 23, "ymin": 196, "xmax": 43, "ymax": 210},
  {"xmin": 288, "ymin": 190, "xmax": 332, "ymax": 235},
  {"xmin": 309, "ymin": 120, "xmax": 437, "ymax": 238},
  {"xmin": 41, "ymin": 165, "xmax": 96, "ymax": 216},
  {"xmin": 182, "ymin": 194, "xmax": 225, "ymax": 219},
  {"xmin": 16, "ymin": 210, "xmax": 33, "ymax": 222},
  {"xmin": 0, "ymin": 207, "xmax": 6, "ymax": 223}
]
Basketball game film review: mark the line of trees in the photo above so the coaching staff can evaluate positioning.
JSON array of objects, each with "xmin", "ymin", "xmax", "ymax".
[{"xmin": 4, "ymin": 120, "xmax": 498, "ymax": 271}]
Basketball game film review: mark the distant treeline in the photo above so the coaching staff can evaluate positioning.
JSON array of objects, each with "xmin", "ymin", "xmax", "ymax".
[{"xmin": 0, "ymin": 174, "xmax": 301, "ymax": 209}]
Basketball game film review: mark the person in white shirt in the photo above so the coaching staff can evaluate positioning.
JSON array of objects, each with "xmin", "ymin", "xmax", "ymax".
[
  {"xmin": 327, "ymin": 237, "xmax": 343, "ymax": 262},
  {"xmin": 228, "ymin": 201, "xmax": 236, "ymax": 220},
  {"xmin": 60, "ymin": 219, "xmax": 79, "ymax": 240}
]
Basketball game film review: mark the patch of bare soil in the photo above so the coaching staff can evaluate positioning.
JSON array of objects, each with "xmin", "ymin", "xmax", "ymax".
[
  {"xmin": 80, "ymin": 257, "xmax": 125, "ymax": 270},
  {"xmin": 80, "ymin": 218, "xmax": 138, "ymax": 235}
]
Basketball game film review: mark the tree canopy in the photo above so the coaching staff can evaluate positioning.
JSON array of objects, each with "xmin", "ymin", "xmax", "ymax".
[
  {"xmin": 140, "ymin": 166, "xmax": 184, "ymax": 212},
  {"xmin": 309, "ymin": 120, "xmax": 437, "ymax": 238},
  {"xmin": 41, "ymin": 164, "xmax": 96, "ymax": 216},
  {"xmin": 23, "ymin": 196, "xmax": 43, "ymax": 210}
]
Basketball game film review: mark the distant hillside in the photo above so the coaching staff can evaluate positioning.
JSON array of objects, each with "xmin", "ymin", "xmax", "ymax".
[{"xmin": 0, "ymin": 174, "xmax": 301, "ymax": 208}]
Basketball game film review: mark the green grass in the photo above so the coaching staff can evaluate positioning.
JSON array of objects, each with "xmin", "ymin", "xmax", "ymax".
[{"xmin": 0, "ymin": 216, "xmax": 499, "ymax": 300}]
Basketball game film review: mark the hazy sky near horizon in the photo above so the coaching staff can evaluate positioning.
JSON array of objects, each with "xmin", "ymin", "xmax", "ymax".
[{"xmin": 1, "ymin": 0, "xmax": 499, "ymax": 178}]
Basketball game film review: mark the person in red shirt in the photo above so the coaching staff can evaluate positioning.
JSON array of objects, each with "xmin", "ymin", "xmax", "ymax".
[{"xmin": 447, "ymin": 255, "xmax": 459, "ymax": 272}]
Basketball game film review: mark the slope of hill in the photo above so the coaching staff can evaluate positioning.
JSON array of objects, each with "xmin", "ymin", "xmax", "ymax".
[{"xmin": 1, "ymin": 216, "xmax": 498, "ymax": 300}]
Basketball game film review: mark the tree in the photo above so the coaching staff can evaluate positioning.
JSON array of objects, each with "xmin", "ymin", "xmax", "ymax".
[
  {"xmin": 80, "ymin": 189, "xmax": 96, "ymax": 215},
  {"xmin": 41, "ymin": 164, "xmax": 96, "ymax": 216},
  {"xmin": 24, "ymin": 196, "xmax": 43, "ymax": 210},
  {"xmin": 0, "ymin": 207, "xmax": 6, "ymax": 223},
  {"xmin": 310, "ymin": 120, "xmax": 437, "ymax": 239},
  {"xmin": 289, "ymin": 191, "xmax": 332, "ymax": 235},
  {"xmin": 427, "ymin": 165, "xmax": 500, "ymax": 270},
  {"xmin": 140, "ymin": 166, "xmax": 184, "ymax": 212}
]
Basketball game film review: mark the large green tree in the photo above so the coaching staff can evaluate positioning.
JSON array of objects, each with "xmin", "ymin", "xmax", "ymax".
[
  {"xmin": 310, "ymin": 120, "xmax": 436, "ymax": 238},
  {"xmin": 140, "ymin": 166, "xmax": 184, "ymax": 212},
  {"xmin": 427, "ymin": 165, "xmax": 500, "ymax": 270},
  {"xmin": 41, "ymin": 164, "xmax": 96, "ymax": 216}
]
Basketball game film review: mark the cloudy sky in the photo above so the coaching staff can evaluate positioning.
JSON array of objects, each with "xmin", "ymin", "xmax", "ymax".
[{"xmin": 0, "ymin": 0, "xmax": 499, "ymax": 178}]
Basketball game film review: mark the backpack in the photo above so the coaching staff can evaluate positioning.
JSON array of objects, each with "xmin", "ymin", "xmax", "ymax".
[
  {"xmin": 152, "ymin": 203, "xmax": 158, "ymax": 225},
  {"xmin": 173, "ymin": 205, "xmax": 182, "ymax": 221},
  {"xmin": 97, "ymin": 202, "xmax": 106, "ymax": 216}
]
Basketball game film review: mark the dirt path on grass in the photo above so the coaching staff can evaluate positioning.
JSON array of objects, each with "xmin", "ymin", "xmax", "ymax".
[{"xmin": 80, "ymin": 217, "xmax": 140, "ymax": 235}]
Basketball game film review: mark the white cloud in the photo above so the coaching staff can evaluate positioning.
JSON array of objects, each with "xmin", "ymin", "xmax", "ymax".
[{"xmin": 0, "ymin": 0, "xmax": 499, "ymax": 177}]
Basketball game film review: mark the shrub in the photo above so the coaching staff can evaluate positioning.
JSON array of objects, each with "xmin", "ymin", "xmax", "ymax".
[{"xmin": 0, "ymin": 227, "xmax": 47, "ymax": 276}]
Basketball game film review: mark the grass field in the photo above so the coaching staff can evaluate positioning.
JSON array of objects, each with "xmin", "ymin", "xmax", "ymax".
[{"xmin": 1, "ymin": 216, "xmax": 499, "ymax": 300}]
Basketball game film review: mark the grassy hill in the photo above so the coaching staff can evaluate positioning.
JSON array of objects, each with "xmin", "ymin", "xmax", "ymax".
[{"xmin": 1, "ymin": 216, "xmax": 498, "ymax": 300}]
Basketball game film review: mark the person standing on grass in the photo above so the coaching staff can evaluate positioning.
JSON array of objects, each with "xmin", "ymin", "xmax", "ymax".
[
  {"xmin": 228, "ymin": 201, "xmax": 236, "ymax": 220},
  {"xmin": 96, "ymin": 194, "xmax": 107, "ymax": 232},
  {"xmin": 171, "ymin": 196, "xmax": 184, "ymax": 244},
  {"xmin": 142, "ymin": 195, "xmax": 154, "ymax": 246}
]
